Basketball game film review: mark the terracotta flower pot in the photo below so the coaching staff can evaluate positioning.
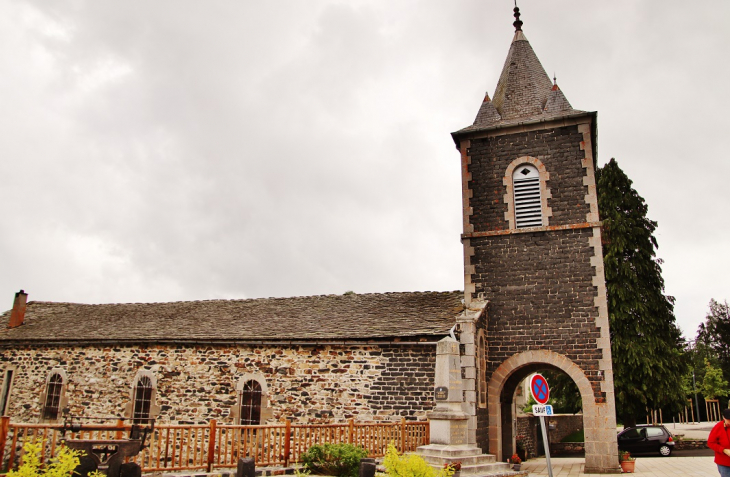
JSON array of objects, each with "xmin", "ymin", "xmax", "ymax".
[{"xmin": 620, "ymin": 460, "xmax": 635, "ymax": 473}]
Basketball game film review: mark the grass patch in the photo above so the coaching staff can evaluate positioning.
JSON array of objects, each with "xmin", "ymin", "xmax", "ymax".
[{"xmin": 561, "ymin": 430, "xmax": 584, "ymax": 443}]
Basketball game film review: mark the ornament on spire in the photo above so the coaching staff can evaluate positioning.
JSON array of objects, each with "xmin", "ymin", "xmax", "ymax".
[{"xmin": 513, "ymin": 3, "xmax": 523, "ymax": 32}]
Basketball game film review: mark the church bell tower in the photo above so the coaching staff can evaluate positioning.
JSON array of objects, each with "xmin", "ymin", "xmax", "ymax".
[{"xmin": 451, "ymin": 7, "xmax": 620, "ymax": 473}]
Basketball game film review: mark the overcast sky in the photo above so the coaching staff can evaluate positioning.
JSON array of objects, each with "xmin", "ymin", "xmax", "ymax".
[{"xmin": 1, "ymin": 0, "xmax": 728, "ymax": 340}]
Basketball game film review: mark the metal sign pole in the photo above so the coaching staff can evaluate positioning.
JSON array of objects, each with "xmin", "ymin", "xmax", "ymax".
[{"xmin": 539, "ymin": 415, "xmax": 554, "ymax": 477}]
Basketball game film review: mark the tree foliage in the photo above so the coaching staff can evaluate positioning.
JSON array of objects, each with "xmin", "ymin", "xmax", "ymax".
[
  {"xmin": 701, "ymin": 359, "xmax": 729, "ymax": 400},
  {"xmin": 697, "ymin": 300, "xmax": 730, "ymax": 379},
  {"xmin": 543, "ymin": 370, "xmax": 582, "ymax": 414},
  {"xmin": 596, "ymin": 158, "xmax": 687, "ymax": 426}
]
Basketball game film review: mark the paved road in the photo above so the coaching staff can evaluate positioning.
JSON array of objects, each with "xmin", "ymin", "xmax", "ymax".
[
  {"xmin": 523, "ymin": 422, "xmax": 717, "ymax": 474},
  {"xmin": 523, "ymin": 456, "xmax": 718, "ymax": 476}
]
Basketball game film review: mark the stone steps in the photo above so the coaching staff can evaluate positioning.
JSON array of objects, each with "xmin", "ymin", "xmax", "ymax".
[
  {"xmin": 416, "ymin": 444, "xmax": 528, "ymax": 477},
  {"xmin": 421, "ymin": 454, "xmax": 497, "ymax": 466}
]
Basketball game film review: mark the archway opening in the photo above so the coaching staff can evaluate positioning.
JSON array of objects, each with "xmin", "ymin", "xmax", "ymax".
[{"xmin": 497, "ymin": 364, "xmax": 584, "ymax": 462}]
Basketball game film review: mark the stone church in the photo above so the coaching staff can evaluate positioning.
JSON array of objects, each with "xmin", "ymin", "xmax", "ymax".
[{"xmin": 0, "ymin": 8, "xmax": 618, "ymax": 473}]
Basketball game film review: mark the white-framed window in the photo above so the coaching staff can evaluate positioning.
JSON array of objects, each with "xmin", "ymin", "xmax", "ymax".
[
  {"xmin": 41, "ymin": 369, "xmax": 66, "ymax": 421},
  {"xmin": 503, "ymin": 157, "xmax": 552, "ymax": 230},
  {"xmin": 129, "ymin": 370, "xmax": 158, "ymax": 424},
  {"xmin": 512, "ymin": 164, "xmax": 543, "ymax": 228},
  {"xmin": 133, "ymin": 376, "xmax": 153, "ymax": 422},
  {"xmin": 239, "ymin": 380, "xmax": 262, "ymax": 425},
  {"xmin": 0, "ymin": 368, "xmax": 15, "ymax": 416},
  {"xmin": 234, "ymin": 374, "xmax": 268, "ymax": 425}
]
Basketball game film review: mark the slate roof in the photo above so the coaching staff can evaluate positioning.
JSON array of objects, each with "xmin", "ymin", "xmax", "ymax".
[
  {"xmin": 0, "ymin": 291, "xmax": 465, "ymax": 346},
  {"xmin": 492, "ymin": 30, "xmax": 555, "ymax": 121},
  {"xmin": 453, "ymin": 29, "xmax": 590, "ymax": 138}
]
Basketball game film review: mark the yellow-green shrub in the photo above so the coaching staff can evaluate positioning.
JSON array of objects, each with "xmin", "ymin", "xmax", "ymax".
[
  {"xmin": 383, "ymin": 444, "xmax": 453, "ymax": 477},
  {"xmin": 8, "ymin": 440, "xmax": 83, "ymax": 477}
]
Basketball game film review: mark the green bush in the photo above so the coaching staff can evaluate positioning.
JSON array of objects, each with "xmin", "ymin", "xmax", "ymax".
[
  {"xmin": 301, "ymin": 443, "xmax": 368, "ymax": 477},
  {"xmin": 383, "ymin": 443, "xmax": 453, "ymax": 477}
]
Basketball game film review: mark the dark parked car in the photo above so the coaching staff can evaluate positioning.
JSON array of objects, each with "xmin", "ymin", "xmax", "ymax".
[{"xmin": 617, "ymin": 425, "xmax": 675, "ymax": 456}]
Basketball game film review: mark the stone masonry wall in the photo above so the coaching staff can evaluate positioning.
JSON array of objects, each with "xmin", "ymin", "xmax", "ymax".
[
  {"xmin": 472, "ymin": 228, "xmax": 603, "ymax": 399},
  {"xmin": 467, "ymin": 126, "xmax": 591, "ymax": 232},
  {"xmin": 0, "ymin": 343, "xmax": 436, "ymax": 424}
]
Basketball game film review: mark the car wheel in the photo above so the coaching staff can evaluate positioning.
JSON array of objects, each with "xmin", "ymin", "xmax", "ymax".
[{"xmin": 659, "ymin": 444, "xmax": 672, "ymax": 457}]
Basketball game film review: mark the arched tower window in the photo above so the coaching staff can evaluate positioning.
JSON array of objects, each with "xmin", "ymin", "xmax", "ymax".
[
  {"xmin": 478, "ymin": 331, "xmax": 487, "ymax": 408},
  {"xmin": 512, "ymin": 164, "xmax": 542, "ymax": 228},
  {"xmin": 42, "ymin": 371, "xmax": 65, "ymax": 421},
  {"xmin": 239, "ymin": 380, "xmax": 262, "ymax": 425},
  {"xmin": 132, "ymin": 375, "xmax": 154, "ymax": 423}
]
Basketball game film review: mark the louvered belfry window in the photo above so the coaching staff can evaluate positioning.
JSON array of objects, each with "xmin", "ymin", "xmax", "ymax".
[
  {"xmin": 42, "ymin": 373, "xmax": 63, "ymax": 420},
  {"xmin": 512, "ymin": 164, "xmax": 543, "ymax": 228},
  {"xmin": 240, "ymin": 380, "xmax": 262, "ymax": 425},
  {"xmin": 132, "ymin": 376, "xmax": 153, "ymax": 424}
]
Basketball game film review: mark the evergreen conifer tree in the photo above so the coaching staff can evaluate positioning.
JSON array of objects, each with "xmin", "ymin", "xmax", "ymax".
[{"xmin": 596, "ymin": 158, "xmax": 687, "ymax": 426}]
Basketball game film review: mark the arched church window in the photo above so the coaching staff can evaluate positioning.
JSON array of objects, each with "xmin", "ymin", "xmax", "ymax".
[
  {"xmin": 478, "ymin": 331, "xmax": 487, "ymax": 408},
  {"xmin": 132, "ymin": 375, "xmax": 154, "ymax": 423},
  {"xmin": 42, "ymin": 371, "xmax": 64, "ymax": 421},
  {"xmin": 239, "ymin": 380, "xmax": 262, "ymax": 425},
  {"xmin": 512, "ymin": 164, "xmax": 543, "ymax": 228}
]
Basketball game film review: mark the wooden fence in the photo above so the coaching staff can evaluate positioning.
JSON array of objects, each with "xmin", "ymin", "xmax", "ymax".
[{"xmin": 0, "ymin": 417, "xmax": 429, "ymax": 472}]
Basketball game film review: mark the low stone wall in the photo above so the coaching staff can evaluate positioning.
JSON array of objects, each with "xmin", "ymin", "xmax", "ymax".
[
  {"xmin": 551, "ymin": 442, "xmax": 584, "ymax": 455},
  {"xmin": 675, "ymin": 439, "xmax": 708, "ymax": 450},
  {"xmin": 549, "ymin": 438, "xmax": 708, "ymax": 455},
  {"xmin": 547, "ymin": 415, "xmax": 583, "ymax": 444},
  {"xmin": 516, "ymin": 414, "xmax": 584, "ymax": 458}
]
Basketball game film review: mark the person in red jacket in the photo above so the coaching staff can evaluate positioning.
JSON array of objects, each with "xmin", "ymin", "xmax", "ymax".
[{"xmin": 708, "ymin": 408, "xmax": 730, "ymax": 476}]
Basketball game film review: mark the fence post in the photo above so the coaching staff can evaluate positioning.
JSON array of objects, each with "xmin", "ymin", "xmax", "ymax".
[
  {"xmin": 115, "ymin": 419, "xmax": 125, "ymax": 440},
  {"xmin": 284, "ymin": 420, "xmax": 291, "ymax": 467},
  {"xmin": 400, "ymin": 418, "xmax": 406, "ymax": 453},
  {"xmin": 348, "ymin": 419, "xmax": 354, "ymax": 445},
  {"xmin": 0, "ymin": 416, "xmax": 9, "ymax": 469},
  {"xmin": 207, "ymin": 420, "xmax": 217, "ymax": 472}
]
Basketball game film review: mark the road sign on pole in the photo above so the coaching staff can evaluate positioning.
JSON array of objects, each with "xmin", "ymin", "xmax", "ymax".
[
  {"xmin": 529, "ymin": 374, "xmax": 553, "ymax": 477},
  {"xmin": 530, "ymin": 373, "xmax": 550, "ymax": 404}
]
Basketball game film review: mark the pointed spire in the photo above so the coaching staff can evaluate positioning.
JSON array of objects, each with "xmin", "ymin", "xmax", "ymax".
[
  {"xmin": 544, "ymin": 80, "xmax": 573, "ymax": 113},
  {"xmin": 456, "ymin": 6, "xmax": 585, "ymax": 136},
  {"xmin": 491, "ymin": 22, "xmax": 553, "ymax": 120},
  {"xmin": 472, "ymin": 92, "xmax": 502, "ymax": 126}
]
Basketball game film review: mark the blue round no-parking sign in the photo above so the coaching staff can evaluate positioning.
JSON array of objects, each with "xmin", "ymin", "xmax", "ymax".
[{"xmin": 530, "ymin": 374, "xmax": 550, "ymax": 404}]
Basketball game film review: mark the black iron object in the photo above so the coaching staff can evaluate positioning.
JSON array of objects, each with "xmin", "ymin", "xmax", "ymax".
[{"xmin": 56, "ymin": 412, "xmax": 154, "ymax": 477}]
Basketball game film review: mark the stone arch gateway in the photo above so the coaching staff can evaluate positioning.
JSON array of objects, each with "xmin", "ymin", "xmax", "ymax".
[{"xmin": 487, "ymin": 351, "xmax": 615, "ymax": 472}]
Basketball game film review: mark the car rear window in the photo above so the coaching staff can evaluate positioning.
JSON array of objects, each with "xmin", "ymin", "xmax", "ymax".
[{"xmin": 646, "ymin": 427, "xmax": 665, "ymax": 437}]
